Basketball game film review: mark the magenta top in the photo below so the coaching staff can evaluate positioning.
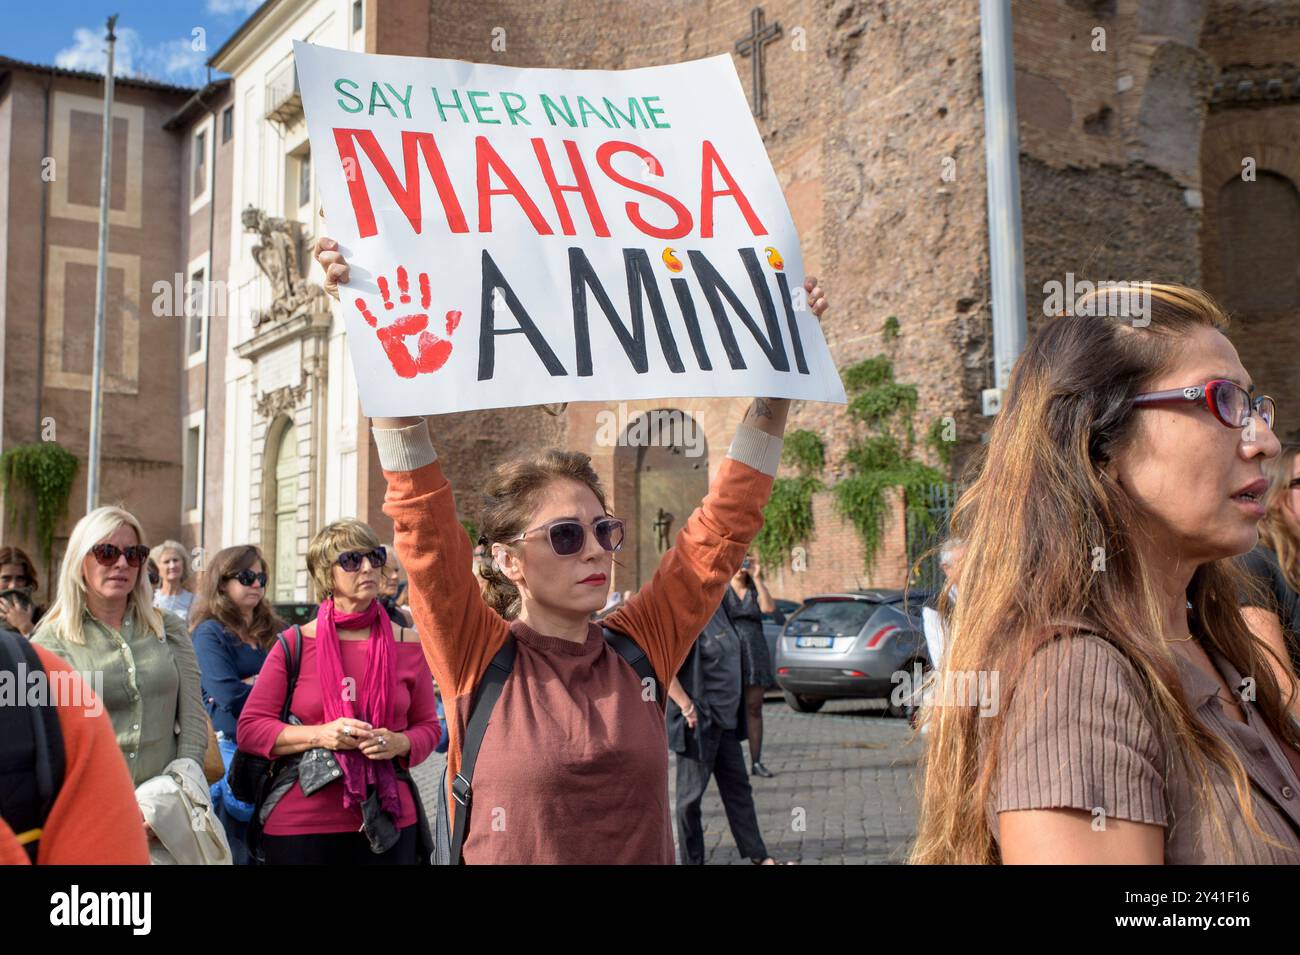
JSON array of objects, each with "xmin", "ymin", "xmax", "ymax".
[{"xmin": 237, "ymin": 632, "xmax": 441, "ymax": 836}]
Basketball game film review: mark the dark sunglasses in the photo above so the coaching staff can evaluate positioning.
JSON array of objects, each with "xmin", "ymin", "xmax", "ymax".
[
  {"xmin": 336, "ymin": 547, "xmax": 387, "ymax": 572},
  {"xmin": 1131, "ymin": 379, "xmax": 1276, "ymax": 431},
  {"xmin": 91, "ymin": 543, "xmax": 150, "ymax": 567},
  {"xmin": 223, "ymin": 569, "xmax": 268, "ymax": 588},
  {"xmin": 508, "ymin": 517, "xmax": 625, "ymax": 557}
]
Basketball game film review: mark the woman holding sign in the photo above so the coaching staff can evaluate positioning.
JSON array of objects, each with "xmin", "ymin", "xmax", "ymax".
[{"xmin": 315, "ymin": 236, "xmax": 826, "ymax": 864}]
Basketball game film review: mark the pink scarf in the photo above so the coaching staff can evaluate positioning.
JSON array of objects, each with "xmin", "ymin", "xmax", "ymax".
[{"xmin": 313, "ymin": 597, "xmax": 400, "ymax": 818}]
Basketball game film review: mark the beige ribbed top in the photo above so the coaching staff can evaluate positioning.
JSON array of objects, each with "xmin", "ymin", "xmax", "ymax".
[{"xmin": 989, "ymin": 633, "xmax": 1300, "ymax": 863}]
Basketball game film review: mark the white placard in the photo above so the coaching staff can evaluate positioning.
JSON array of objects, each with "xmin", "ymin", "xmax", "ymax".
[{"xmin": 294, "ymin": 41, "xmax": 847, "ymax": 415}]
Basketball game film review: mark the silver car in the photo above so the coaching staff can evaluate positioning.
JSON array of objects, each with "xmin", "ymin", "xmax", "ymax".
[{"xmin": 774, "ymin": 589, "xmax": 932, "ymax": 716}]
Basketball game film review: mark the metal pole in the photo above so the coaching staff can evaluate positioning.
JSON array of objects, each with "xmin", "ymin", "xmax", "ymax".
[
  {"xmin": 979, "ymin": 0, "xmax": 1027, "ymax": 404},
  {"xmin": 87, "ymin": 15, "xmax": 118, "ymax": 512}
]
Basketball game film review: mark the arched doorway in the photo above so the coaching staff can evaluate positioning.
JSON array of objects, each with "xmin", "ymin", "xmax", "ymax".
[
  {"xmin": 628, "ymin": 409, "xmax": 708, "ymax": 589},
  {"xmin": 1214, "ymin": 170, "xmax": 1300, "ymax": 442},
  {"xmin": 264, "ymin": 417, "xmax": 299, "ymax": 601}
]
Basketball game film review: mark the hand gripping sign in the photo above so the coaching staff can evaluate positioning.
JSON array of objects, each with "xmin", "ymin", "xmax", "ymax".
[{"xmin": 293, "ymin": 41, "xmax": 847, "ymax": 415}]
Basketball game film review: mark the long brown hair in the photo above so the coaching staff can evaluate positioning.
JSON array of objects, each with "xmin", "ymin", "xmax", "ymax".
[
  {"xmin": 476, "ymin": 449, "xmax": 610, "ymax": 620},
  {"xmin": 190, "ymin": 545, "xmax": 282, "ymax": 650},
  {"xmin": 1257, "ymin": 445, "xmax": 1300, "ymax": 591},
  {"xmin": 911, "ymin": 284, "xmax": 1300, "ymax": 864}
]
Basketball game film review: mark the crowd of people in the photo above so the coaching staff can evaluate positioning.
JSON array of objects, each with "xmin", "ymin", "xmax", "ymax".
[{"xmin": 4, "ymin": 257, "xmax": 1300, "ymax": 867}]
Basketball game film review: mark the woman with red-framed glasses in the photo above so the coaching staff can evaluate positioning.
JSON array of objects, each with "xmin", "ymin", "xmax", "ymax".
[
  {"xmin": 313, "ymin": 236, "xmax": 829, "ymax": 864},
  {"xmin": 32, "ymin": 506, "xmax": 210, "ymax": 843},
  {"xmin": 914, "ymin": 283, "xmax": 1300, "ymax": 865},
  {"xmin": 1241, "ymin": 444, "xmax": 1300, "ymax": 720}
]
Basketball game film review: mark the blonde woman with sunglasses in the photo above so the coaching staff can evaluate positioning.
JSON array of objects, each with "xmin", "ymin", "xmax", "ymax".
[{"xmin": 32, "ymin": 506, "xmax": 209, "ymax": 845}]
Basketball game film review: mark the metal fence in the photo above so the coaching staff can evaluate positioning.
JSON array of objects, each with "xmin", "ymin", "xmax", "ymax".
[{"xmin": 905, "ymin": 483, "xmax": 963, "ymax": 593}]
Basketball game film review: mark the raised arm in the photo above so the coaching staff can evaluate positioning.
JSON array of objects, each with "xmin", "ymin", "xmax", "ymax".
[
  {"xmin": 372, "ymin": 417, "xmax": 510, "ymax": 697},
  {"xmin": 602, "ymin": 280, "xmax": 826, "ymax": 681},
  {"xmin": 604, "ymin": 399, "xmax": 785, "ymax": 684},
  {"xmin": 752, "ymin": 561, "xmax": 779, "ymax": 615}
]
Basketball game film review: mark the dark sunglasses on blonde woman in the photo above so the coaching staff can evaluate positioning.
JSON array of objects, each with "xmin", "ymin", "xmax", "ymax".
[
  {"xmin": 90, "ymin": 543, "xmax": 150, "ymax": 567},
  {"xmin": 336, "ymin": 547, "xmax": 387, "ymax": 572},
  {"xmin": 508, "ymin": 517, "xmax": 625, "ymax": 556}
]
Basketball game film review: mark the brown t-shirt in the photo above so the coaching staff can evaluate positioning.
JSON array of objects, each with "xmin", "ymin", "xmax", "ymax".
[
  {"xmin": 376, "ymin": 419, "xmax": 779, "ymax": 863},
  {"xmin": 990, "ymin": 633, "xmax": 1300, "ymax": 863}
]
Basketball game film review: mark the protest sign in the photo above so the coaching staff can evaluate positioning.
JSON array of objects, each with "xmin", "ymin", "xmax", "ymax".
[{"xmin": 293, "ymin": 41, "xmax": 847, "ymax": 415}]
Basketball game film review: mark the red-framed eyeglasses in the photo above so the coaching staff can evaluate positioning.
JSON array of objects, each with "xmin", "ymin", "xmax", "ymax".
[{"xmin": 1131, "ymin": 379, "xmax": 1276, "ymax": 431}]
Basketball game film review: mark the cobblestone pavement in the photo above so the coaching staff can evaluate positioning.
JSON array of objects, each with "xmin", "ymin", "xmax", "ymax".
[{"xmin": 410, "ymin": 697, "xmax": 921, "ymax": 865}]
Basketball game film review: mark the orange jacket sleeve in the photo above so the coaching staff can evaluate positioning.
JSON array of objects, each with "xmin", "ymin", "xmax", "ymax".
[
  {"xmin": 377, "ymin": 420, "xmax": 510, "ymax": 700},
  {"xmin": 32, "ymin": 645, "xmax": 150, "ymax": 864}
]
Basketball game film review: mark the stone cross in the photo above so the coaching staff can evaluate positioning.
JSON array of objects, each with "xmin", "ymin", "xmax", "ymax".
[
  {"xmin": 654, "ymin": 507, "xmax": 675, "ymax": 552},
  {"xmin": 735, "ymin": 6, "xmax": 782, "ymax": 119}
]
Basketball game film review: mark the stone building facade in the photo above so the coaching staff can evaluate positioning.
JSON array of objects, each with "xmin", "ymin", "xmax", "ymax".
[
  {"xmin": 1014, "ymin": 0, "xmax": 1300, "ymax": 447},
  {"xmin": 0, "ymin": 57, "xmax": 195, "ymax": 601}
]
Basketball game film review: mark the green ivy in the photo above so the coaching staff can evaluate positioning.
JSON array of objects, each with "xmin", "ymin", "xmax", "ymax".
[
  {"xmin": 755, "ymin": 349, "xmax": 948, "ymax": 574},
  {"xmin": 835, "ymin": 354, "xmax": 945, "ymax": 570},
  {"xmin": 841, "ymin": 356, "xmax": 894, "ymax": 393},
  {"xmin": 833, "ymin": 460, "xmax": 944, "ymax": 569},
  {"xmin": 925, "ymin": 416, "xmax": 955, "ymax": 467},
  {"xmin": 782, "ymin": 429, "xmax": 825, "ymax": 477},
  {"xmin": 844, "ymin": 434, "xmax": 902, "ymax": 473},
  {"xmin": 848, "ymin": 381, "xmax": 918, "ymax": 430},
  {"xmin": 752, "ymin": 475, "xmax": 822, "ymax": 569},
  {"xmin": 0, "ymin": 443, "xmax": 79, "ymax": 567}
]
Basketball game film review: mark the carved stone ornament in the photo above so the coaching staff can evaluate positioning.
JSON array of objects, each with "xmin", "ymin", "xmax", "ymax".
[
  {"xmin": 242, "ymin": 205, "xmax": 330, "ymax": 329},
  {"xmin": 255, "ymin": 372, "xmax": 309, "ymax": 419}
]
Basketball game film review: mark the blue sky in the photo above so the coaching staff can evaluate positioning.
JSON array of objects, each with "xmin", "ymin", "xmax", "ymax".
[{"xmin": 2, "ymin": 0, "xmax": 266, "ymax": 87}]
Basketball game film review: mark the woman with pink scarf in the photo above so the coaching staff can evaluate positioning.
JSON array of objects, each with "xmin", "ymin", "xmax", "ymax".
[{"xmin": 237, "ymin": 519, "xmax": 441, "ymax": 864}]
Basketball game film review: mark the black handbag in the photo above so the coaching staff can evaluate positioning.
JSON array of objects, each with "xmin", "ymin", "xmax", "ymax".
[{"xmin": 226, "ymin": 626, "xmax": 302, "ymax": 804}]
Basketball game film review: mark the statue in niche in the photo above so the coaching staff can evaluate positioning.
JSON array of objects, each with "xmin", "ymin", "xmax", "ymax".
[{"xmin": 242, "ymin": 205, "xmax": 329, "ymax": 328}]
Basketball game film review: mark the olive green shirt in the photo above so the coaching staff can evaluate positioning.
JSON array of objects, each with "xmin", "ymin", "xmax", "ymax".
[{"xmin": 32, "ymin": 607, "xmax": 208, "ymax": 786}]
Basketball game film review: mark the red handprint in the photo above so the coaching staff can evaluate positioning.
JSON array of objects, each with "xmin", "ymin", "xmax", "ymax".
[{"xmin": 354, "ymin": 266, "xmax": 462, "ymax": 379}]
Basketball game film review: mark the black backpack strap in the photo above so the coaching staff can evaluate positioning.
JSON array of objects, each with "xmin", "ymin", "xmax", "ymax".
[
  {"xmin": 448, "ymin": 635, "xmax": 516, "ymax": 865},
  {"xmin": 0, "ymin": 631, "xmax": 66, "ymax": 863},
  {"xmin": 279, "ymin": 626, "xmax": 303, "ymax": 723},
  {"xmin": 603, "ymin": 626, "xmax": 664, "ymax": 713}
]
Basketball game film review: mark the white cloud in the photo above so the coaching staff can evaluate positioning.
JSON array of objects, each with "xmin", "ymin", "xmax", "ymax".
[
  {"xmin": 206, "ymin": 0, "xmax": 263, "ymax": 15},
  {"xmin": 141, "ymin": 38, "xmax": 208, "ymax": 86},
  {"xmin": 54, "ymin": 25, "xmax": 142, "ymax": 77},
  {"xmin": 53, "ymin": 26, "xmax": 208, "ymax": 86}
]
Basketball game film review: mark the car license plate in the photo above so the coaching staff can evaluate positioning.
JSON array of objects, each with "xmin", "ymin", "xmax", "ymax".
[{"xmin": 796, "ymin": 636, "xmax": 834, "ymax": 648}]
